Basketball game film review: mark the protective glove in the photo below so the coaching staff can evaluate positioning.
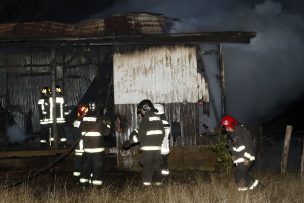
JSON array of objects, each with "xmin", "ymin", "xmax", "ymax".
[
  {"xmin": 231, "ymin": 155, "xmax": 237, "ymax": 162},
  {"xmin": 122, "ymin": 140, "xmax": 132, "ymax": 150},
  {"xmin": 243, "ymin": 159, "xmax": 250, "ymax": 166},
  {"xmin": 101, "ymin": 118, "xmax": 111, "ymax": 136}
]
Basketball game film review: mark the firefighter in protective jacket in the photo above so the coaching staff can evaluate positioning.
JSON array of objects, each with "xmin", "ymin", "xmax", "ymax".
[
  {"xmin": 38, "ymin": 85, "xmax": 68, "ymax": 147},
  {"xmin": 123, "ymin": 99, "xmax": 165, "ymax": 186},
  {"xmin": 53, "ymin": 85, "xmax": 69, "ymax": 145},
  {"xmin": 79, "ymin": 101, "xmax": 111, "ymax": 187},
  {"xmin": 153, "ymin": 103, "xmax": 171, "ymax": 176},
  {"xmin": 38, "ymin": 86, "xmax": 51, "ymax": 146},
  {"xmin": 72, "ymin": 104, "xmax": 88, "ymax": 180},
  {"xmin": 221, "ymin": 115, "xmax": 259, "ymax": 191}
]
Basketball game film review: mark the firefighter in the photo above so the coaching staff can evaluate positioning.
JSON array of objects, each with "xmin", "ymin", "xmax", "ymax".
[
  {"xmin": 221, "ymin": 115, "xmax": 259, "ymax": 191},
  {"xmin": 79, "ymin": 101, "xmax": 111, "ymax": 188},
  {"xmin": 52, "ymin": 85, "xmax": 69, "ymax": 146},
  {"xmin": 72, "ymin": 104, "xmax": 88, "ymax": 181},
  {"xmin": 38, "ymin": 85, "xmax": 68, "ymax": 147},
  {"xmin": 38, "ymin": 86, "xmax": 51, "ymax": 146},
  {"xmin": 123, "ymin": 99, "xmax": 165, "ymax": 186},
  {"xmin": 153, "ymin": 103, "xmax": 171, "ymax": 176}
]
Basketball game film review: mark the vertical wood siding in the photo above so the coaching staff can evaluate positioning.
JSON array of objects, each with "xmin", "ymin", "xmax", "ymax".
[
  {"xmin": 115, "ymin": 103, "xmax": 199, "ymax": 146},
  {"xmin": 113, "ymin": 46, "xmax": 209, "ymax": 104},
  {"xmin": 0, "ymin": 51, "xmax": 98, "ymax": 132},
  {"xmin": 113, "ymin": 45, "xmax": 209, "ymax": 168}
]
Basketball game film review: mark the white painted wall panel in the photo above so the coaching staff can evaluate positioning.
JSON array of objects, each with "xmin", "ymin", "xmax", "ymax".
[{"xmin": 114, "ymin": 46, "xmax": 209, "ymax": 104}]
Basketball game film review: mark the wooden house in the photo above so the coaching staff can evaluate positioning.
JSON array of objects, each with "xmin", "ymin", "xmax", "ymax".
[{"xmin": 0, "ymin": 13, "xmax": 255, "ymax": 169}]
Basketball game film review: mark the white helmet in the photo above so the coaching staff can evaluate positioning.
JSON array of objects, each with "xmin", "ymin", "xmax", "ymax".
[{"xmin": 154, "ymin": 103, "xmax": 164, "ymax": 115}]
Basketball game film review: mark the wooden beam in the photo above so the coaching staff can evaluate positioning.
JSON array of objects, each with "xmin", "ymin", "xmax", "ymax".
[
  {"xmin": 0, "ymin": 147, "xmax": 117, "ymax": 159},
  {"xmin": 50, "ymin": 49, "xmax": 58, "ymax": 149},
  {"xmin": 281, "ymin": 125, "xmax": 293, "ymax": 174},
  {"xmin": 7, "ymin": 72, "xmax": 51, "ymax": 77},
  {"xmin": 0, "ymin": 149, "xmax": 69, "ymax": 159},
  {"xmin": 5, "ymin": 56, "xmax": 9, "ymax": 110},
  {"xmin": 0, "ymin": 63, "xmax": 92, "ymax": 69},
  {"xmin": 218, "ymin": 44, "xmax": 226, "ymax": 117},
  {"xmin": 0, "ymin": 64, "xmax": 51, "ymax": 68},
  {"xmin": 0, "ymin": 32, "xmax": 256, "ymax": 48}
]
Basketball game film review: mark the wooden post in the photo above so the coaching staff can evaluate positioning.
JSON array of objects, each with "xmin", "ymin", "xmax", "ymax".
[
  {"xmin": 301, "ymin": 137, "xmax": 304, "ymax": 177},
  {"xmin": 281, "ymin": 125, "xmax": 293, "ymax": 174},
  {"xmin": 5, "ymin": 56, "xmax": 10, "ymax": 110},
  {"xmin": 218, "ymin": 44, "xmax": 226, "ymax": 117},
  {"xmin": 50, "ymin": 49, "xmax": 58, "ymax": 149},
  {"xmin": 196, "ymin": 46, "xmax": 220, "ymax": 123}
]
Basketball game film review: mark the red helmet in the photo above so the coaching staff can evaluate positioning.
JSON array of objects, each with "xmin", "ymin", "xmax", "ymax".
[
  {"xmin": 77, "ymin": 104, "xmax": 88, "ymax": 118},
  {"xmin": 221, "ymin": 115, "xmax": 238, "ymax": 129}
]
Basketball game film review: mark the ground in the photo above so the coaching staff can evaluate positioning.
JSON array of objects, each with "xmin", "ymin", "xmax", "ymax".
[{"xmin": 1, "ymin": 169, "xmax": 304, "ymax": 203}]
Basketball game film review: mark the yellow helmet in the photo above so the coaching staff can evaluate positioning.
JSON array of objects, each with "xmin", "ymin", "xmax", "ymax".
[
  {"xmin": 55, "ymin": 85, "xmax": 62, "ymax": 93},
  {"xmin": 41, "ymin": 86, "xmax": 51, "ymax": 95}
]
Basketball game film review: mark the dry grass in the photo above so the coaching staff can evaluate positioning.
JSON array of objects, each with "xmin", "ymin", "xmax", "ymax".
[{"xmin": 0, "ymin": 172, "xmax": 303, "ymax": 203}]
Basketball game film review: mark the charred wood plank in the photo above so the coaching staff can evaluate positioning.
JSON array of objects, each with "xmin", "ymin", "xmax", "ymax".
[
  {"xmin": 0, "ymin": 32, "xmax": 256, "ymax": 48},
  {"xmin": 0, "ymin": 149, "xmax": 69, "ymax": 159}
]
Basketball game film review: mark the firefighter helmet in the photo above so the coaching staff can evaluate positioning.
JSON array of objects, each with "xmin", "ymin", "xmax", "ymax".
[
  {"xmin": 77, "ymin": 104, "xmax": 89, "ymax": 118},
  {"xmin": 40, "ymin": 86, "xmax": 51, "ymax": 96},
  {"xmin": 55, "ymin": 85, "xmax": 62, "ymax": 93},
  {"xmin": 137, "ymin": 99, "xmax": 157, "ymax": 113},
  {"xmin": 154, "ymin": 103, "xmax": 164, "ymax": 115},
  {"xmin": 221, "ymin": 115, "xmax": 238, "ymax": 129}
]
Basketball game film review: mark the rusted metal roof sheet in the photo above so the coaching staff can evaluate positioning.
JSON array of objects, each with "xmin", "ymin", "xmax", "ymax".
[
  {"xmin": 0, "ymin": 12, "xmax": 255, "ymax": 46},
  {"xmin": 0, "ymin": 22, "xmax": 74, "ymax": 38},
  {"xmin": 103, "ymin": 12, "xmax": 172, "ymax": 35},
  {"xmin": 0, "ymin": 12, "xmax": 173, "ymax": 39},
  {"xmin": 74, "ymin": 19, "xmax": 104, "ymax": 36},
  {"xmin": 113, "ymin": 45, "xmax": 209, "ymax": 104}
]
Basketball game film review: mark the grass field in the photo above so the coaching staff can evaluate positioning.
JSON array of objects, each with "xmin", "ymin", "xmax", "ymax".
[{"xmin": 0, "ymin": 171, "xmax": 303, "ymax": 203}]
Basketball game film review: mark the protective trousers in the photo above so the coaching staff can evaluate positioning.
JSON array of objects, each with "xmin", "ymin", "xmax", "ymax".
[
  {"xmin": 140, "ymin": 150, "xmax": 162, "ymax": 185},
  {"xmin": 73, "ymin": 153, "xmax": 83, "ymax": 178},
  {"xmin": 80, "ymin": 152, "xmax": 104, "ymax": 186},
  {"xmin": 235, "ymin": 162, "xmax": 255, "ymax": 188},
  {"xmin": 57, "ymin": 124, "xmax": 67, "ymax": 144},
  {"xmin": 161, "ymin": 128, "xmax": 170, "ymax": 175},
  {"xmin": 40, "ymin": 124, "xmax": 66, "ymax": 147},
  {"xmin": 161, "ymin": 155, "xmax": 169, "ymax": 171},
  {"xmin": 40, "ymin": 124, "xmax": 51, "ymax": 146}
]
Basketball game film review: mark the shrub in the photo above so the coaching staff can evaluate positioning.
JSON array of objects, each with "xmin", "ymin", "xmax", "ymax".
[{"xmin": 208, "ymin": 127, "xmax": 233, "ymax": 172}]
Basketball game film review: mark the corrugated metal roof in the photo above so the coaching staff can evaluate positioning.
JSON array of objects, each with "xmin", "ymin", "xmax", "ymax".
[
  {"xmin": 0, "ymin": 12, "xmax": 255, "ymax": 46},
  {"xmin": 0, "ymin": 12, "xmax": 173, "ymax": 39},
  {"xmin": 0, "ymin": 22, "xmax": 74, "ymax": 38}
]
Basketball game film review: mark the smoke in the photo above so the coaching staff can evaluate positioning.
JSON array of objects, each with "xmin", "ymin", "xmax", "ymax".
[
  {"xmin": 223, "ymin": 1, "xmax": 304, "ymax": 125},
  {"xmin": 98, "ymin": 0, "xmax": 304, "ymax": 125},
  {"xmin": 7, "ymin": 124, "xmax": 26, "ymax": 144}
]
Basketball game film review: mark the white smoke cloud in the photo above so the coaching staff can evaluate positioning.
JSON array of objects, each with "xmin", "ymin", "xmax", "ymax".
[
  {"xmin": 223, "ymin": 1, "xmax": 304, "ymax": 124},
  {"xmin": 99, "ymin": 0, "xmax": 304, "ymax": 125},
  {"xmin": 255, "ymin": 0, "xmax": 282, "ymax": 15},
  {"xmin": 7, "ymin": 124, "xmax": 26, "ymax": 144}
]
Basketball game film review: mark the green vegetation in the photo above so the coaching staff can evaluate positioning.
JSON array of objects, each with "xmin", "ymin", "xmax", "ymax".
[{"xmin": 208, "ymin": 127, "xmax": 233, "ymax": 172}]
